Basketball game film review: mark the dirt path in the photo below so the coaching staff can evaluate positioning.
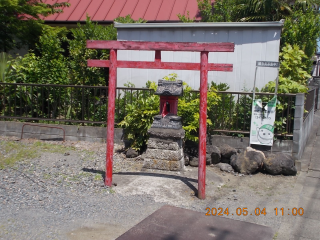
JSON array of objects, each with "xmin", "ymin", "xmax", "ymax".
[{"xmin": 0, "ymin": 136, "xmax": 297, "ymax": 239}]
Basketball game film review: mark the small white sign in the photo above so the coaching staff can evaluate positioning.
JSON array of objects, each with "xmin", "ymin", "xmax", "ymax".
[
  {"xmin": 256, "ymin": 61, "xmax": 280, "ymax": 68},
  {"xmin": 250, "ymin": 96, "xmax": 277, "ymax": 146}
]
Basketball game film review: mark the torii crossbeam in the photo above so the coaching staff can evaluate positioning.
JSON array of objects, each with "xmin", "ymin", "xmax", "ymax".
[{"xmin": 87, "ymin": 40, "xmax": 234, "ymax": 199}]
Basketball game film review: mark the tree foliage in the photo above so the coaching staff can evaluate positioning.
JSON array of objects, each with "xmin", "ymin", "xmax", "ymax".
[
  {"xmin": 6, "ymin": 27, "xmax": 69, "ymax": 84},
  {"xmin": 68, "ymin": 16, "xmax": 117, "ymax": 86},
  {"xmin": 263, "ymin": 44, "xmax": 309, "ymax": 93},
  {"xmin": 0, "ymin": 0, "xmax": 69, "ymax": 52},
  {"xmin": 280, "ymin": 9, "xmax": 320, "ymax": 69}
]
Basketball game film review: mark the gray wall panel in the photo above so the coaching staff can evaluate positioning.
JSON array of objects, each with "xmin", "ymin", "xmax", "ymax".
[{"xmin": 117, "ymin": 26, "xmax": 281, "ymax": 91}]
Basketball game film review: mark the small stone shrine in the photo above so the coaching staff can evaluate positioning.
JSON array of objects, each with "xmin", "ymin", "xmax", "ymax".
[{"xmin": 143, "ymin": 80, "xmax": 185, "ymax": 171}]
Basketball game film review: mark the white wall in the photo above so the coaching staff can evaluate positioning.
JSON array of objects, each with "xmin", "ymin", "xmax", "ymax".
[{"xmin": 116, "ymin": 26, "xmax": 281, "ymax": 91}]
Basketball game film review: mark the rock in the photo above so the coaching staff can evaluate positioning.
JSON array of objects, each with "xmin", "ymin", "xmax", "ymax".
[
  {"xmin": 184, "ymin": 155, "xmax": 190, "ymax": 166},
  {"xmin": 126, "ymin": 148, "xmax": 139, "ymax": 158},
  {"xmin": 207, "ymin": 145, "xmax": 221, "ymax": 164},
  {"xmin": 221, "ymin": 157, "xmax": 231, "ymax": 164},
  {"xmin": 217, "ymin": 163, "xmax": 233, "ymax": 172},
  {"xmin": 189, "ymin": 157, "xmax": 199, "ymax": 167},
  {"xmin": 263, "ymin": 153, "xmax": 297, "ymax": 175},
  {"xmin": 230, "ymin": 147, "xmax": 265, "ymax": 174},
  {"xmin": 219, "ymin": 144, "xmax": 237, "ymax": 159},
  {"xmin": 206, "ymin": 154, "xmax": 211, "ymax": 165}
]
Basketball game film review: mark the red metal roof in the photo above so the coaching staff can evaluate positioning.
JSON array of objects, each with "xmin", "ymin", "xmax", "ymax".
[{"xmin": 42, "ymin": 0, "xmax": 202, "ymax": 22}]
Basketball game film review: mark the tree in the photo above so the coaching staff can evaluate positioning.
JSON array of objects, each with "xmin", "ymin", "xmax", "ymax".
[
  {"xmin": 0, "ymin": 0, "xmax": 69, "ymax": 52},
  {"xmin": 234, "ymin": 0, "xmax": 292, "ymax": 22},
  {"xmin": 281, "ymin": 9, "xmax": 320, "ymax": 68}
]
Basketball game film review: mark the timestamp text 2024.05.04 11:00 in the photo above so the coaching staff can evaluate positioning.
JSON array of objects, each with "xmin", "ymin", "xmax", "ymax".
[{"xmin": 205, "ymin": 208, "xmax": 304, "ymax": 216}]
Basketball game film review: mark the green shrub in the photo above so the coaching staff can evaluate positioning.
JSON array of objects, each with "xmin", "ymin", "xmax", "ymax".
[{"xmin": 118, "ymin": 81, "xmax": 159, "ymax": 151}]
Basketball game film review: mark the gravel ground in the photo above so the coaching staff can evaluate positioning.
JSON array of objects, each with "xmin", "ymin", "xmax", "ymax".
[{"xmin": 0, "ymin": 136, "xmax": 298, "ymax": 239}]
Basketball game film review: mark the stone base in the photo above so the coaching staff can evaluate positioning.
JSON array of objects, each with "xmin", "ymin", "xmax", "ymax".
[
  {"xmin": 143, "ymin": 158, "xmax": 184, "ymax": 171},
  {"xmin": 147, "ymin": 138, "xmax": 182, "ymax": 151},
  {"xmin": 144, "ymin": 148, "xmax": 183, "ymax": 161},
  {"xmin": 144, "ymin": 125, "xmax": 185, "ymax": 171}
]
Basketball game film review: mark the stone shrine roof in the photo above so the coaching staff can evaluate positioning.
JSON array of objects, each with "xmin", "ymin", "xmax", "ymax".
[{"xmin": 154, "ymin": 80, "xmax": 183, "ymax": 96}]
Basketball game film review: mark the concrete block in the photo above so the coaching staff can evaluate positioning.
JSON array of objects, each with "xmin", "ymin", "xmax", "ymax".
[
  {"xmin": 292, "ymin": 152, "xmax": 300, "ymax": 160},
  {"xmin": 210, "ymin": 135, "xmax": 249, "ymax": 149},
  {"xmin": 295, "ymin": 93, "xmax": 305, "ymax": 106},
  {"xmin": 3, "ymin": 121, "xmax": 23, "ymax": 132},
  {"xmin": 294, "ymin": 105, "xmax": 304, "ymax": 118},
  {"xmin": 39, "ymin": 126, "xmax": 65, "ymax": 135},
  {"xmin": 0, "ymin": 121, "xmax": 125, "ymax": 143},
  {"xmin": 293, "ymin": 117, "xmax": 303, "ymax": 130},
  {"xmin": 143, "ymin": 158, "xmax": 184, "ymax": 171},
  {"xmin": 1, "ymin": 131, "xmax": 20, "ymax": 138},
  {"xmin": 114, "ymin": 128, "xmax": 124, "ymax": 141},
  {"xmin": 0, "ymin": 121, "xmax": 7, "ymax": 131},
  {"xmin": 292, "ymin": 140, "xmax": 301, "ymax": 154},
  {"xmin": 272, "ymin": 140, "xmax": 292, "ymax": 152},
  {"xmin": 144, "ymin": 149, "xmax": 183, "ymax": 161},
  {"xmin": 22, "ymin": 124, "xmax": 42, "ymax": 134},
  {"xmin": 294, "ymin": 160, "xmax": 301, "ymax": 171},
  {"xmin": 293, "ymin": 129, "xmax": 302, "ymax": 142}
]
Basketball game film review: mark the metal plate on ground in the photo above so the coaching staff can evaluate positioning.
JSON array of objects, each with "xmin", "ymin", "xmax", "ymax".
[{"xmin": 116, "ymin": 205, "xmax": 273, "ymax": 240}]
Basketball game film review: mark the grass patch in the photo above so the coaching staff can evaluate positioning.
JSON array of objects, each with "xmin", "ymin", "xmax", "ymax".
[
  {"xmin": 0, "ymin": 141, "xmax": 39, "ymax": 169},
  {"xmin": 273, "ymin": 232, "xmax": 278, "ymax": 239},
  {"xmin": 94, "ymin": 174, "xmax": 103, "ymax": 181},
  {"xmin": 0, "ymin": 140, "xmax": 76, "ymax": 169}
]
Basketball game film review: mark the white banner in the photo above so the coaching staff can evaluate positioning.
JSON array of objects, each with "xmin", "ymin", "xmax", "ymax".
[{"xmin": 249, "ymin": 96, "xmax": 277, "ymax": 146}]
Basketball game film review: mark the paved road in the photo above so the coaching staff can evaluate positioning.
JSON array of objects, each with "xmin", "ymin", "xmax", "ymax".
[{"xmin": 277, "ymin": 111, "xmax": 320, "ymax": 240}]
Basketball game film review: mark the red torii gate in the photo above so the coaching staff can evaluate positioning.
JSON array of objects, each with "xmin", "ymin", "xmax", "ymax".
[{"xmin": 87, "ymin": 40, "xmax": 234, "ymax": 199}]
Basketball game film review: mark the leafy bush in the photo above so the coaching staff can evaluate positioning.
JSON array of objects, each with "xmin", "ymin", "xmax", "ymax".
[
  {"xmin": 118, "ymin": 81, "xmax": 158, "ymax": 151},
  {"xmin": 6, "ymin": 27, "xmax": 69, "ymax": 84},
  {"xmin": 263, "ymin": 44, "xmax": 309, "ymax": 94}
]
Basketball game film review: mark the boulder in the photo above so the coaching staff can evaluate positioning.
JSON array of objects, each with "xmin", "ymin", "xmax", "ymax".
[
  {"xmin": 189, "ymin": 156, "xmax": 211, "ymax": 166},
  {"xmin": 263, "ymin": 153, "xmax": 297, "ymax": 175},
  {"xmin": 126, "ymin": 148, "xmax": 139, "ymax": 158},
  {"xmin": 207, "ymin": 145, "xmax": 221, "ymax": 164},
  {"xmin": 216, "ymin": 163, "xmax": 233, "ymax": 172},
  {"xmin": 219, "ymin": 144, "xmax": 237, "ymax": 163},
  {"xmin": 230, "ymin": 147, "xmax": 265, "ymax": 174},
  {"xmin": 206, "ymin": 154, "xmax": 212, "ymax": 165},
  {"xmin": 189, "ymin": 157, "xmax": 199, "ymax": 167},
  {"xmin": 184, "ymin": 155, "xmax": 190, "ymax": 166}
]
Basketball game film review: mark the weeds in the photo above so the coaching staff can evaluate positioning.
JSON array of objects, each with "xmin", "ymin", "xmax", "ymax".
[{"xmin": 0, "ymin": 140, "xmax": 74, "ymax": 169}]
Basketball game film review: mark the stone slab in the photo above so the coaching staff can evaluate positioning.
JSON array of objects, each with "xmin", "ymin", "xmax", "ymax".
[
  {"xmin": 116, "ymin": 205, "xmax": 274, "ymax": 240},
  {"xmin": 147, "ymin": 138, "xmax": 182, "ymax": 151},
  {"xmin": 144, "ymin": 148, "xmax": 183, "ymax": 161},
  {"xmin": 148, "ymin": 127, "xmax": 185, "ymax": 139},
  {"xmin": 143, "ymin": 158, "xmax": 184, "ymax": 171}
]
